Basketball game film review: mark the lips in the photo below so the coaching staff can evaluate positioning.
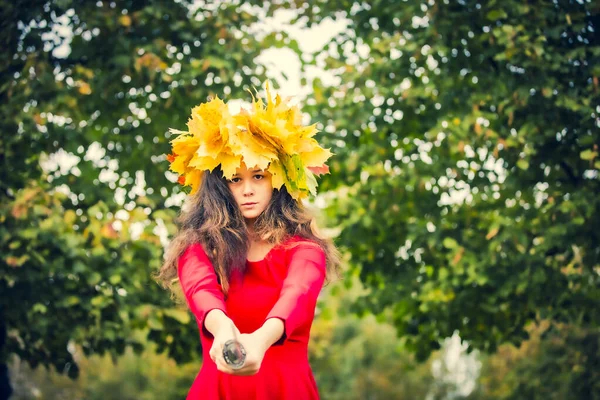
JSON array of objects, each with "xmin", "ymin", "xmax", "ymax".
[{"xmin": 242, "ymin": 202, "xmax": 257, "ymax": 206}]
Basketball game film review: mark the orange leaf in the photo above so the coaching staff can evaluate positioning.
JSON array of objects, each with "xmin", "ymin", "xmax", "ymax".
[
  {"xmin": 308, "ymin": 165, "xmax": 330, "ymax": 176},
  {"xmin": 452, "ymin": 247, "xmax": 464, "ymax": 265},
  {"xmin": 486, "ymin": 227, "xmax": 499, "ymax": 240}
]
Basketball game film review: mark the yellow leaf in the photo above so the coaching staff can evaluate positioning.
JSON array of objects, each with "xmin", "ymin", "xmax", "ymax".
[
  {"xmin": 33, "ymin": 113, "xmax": 45, "ymax": 125},
  {"xmin": 215, "ymin": 153, "xmax": 243, "ymax": 179},
  {"xmin": 163, "ymin": 308, "xmax": 191, "ymax": 324},
  {"xmin": 78, "ymin": 81, "xmax": 92, "ymax": 95},
  {"xmin": 300, "ymin": 146, "xmax": 333, "ymax": 168},
  {"xmin": 100, "ymin": 223, "xmax": 118, "ymax": 239},
  {"xmin": 187, "ymin": 150, "xmax": 220, "ymax": 172},
  {"xmin": 119, "ymin": 15, "xmax": 132, "ymax": 27},
  {"xmin": 452, "ymin": 247, "xmax": 465, "ymax": 264},
  {"xmin": 268, "ymin": 160, "xmax": 286, "ymax": 190},
  {"xmin": 486, "ymin": 226, "xmax": 499, "ymax": 240},
  {"xmin": 6, "ymin": 256, "xmax": 29, "ymax": 267},
  {"xmin": 306, "ymin": 170, "xmax": 318, "ymax": 195},
  {"xmin": 185, "ymin": 169, "xmax": 203, "ymax": 194},
  {"xmin": 75, "ymin": 65, "xmax": 94, "ymax": 79}
]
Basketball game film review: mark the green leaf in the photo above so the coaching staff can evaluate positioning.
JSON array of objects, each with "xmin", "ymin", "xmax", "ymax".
[
  {"xmin": 517, "ymin": 159, "xmax": 529, "ymax": 170},
  {"xmin": 88, "ymin": 272, "xmax": 102, "ymax": 286},
  {"xmin": 443, "ymin": 238, "xmax": 458, "ymax": 249},
  {"xmin": 580, "ymin": 150, "xmax": 597, "ymax": 160},
  {"xmin": 487, "ymin": 10, "xmax": 508, "ymax": 21},
  {"xmin": 32, "ymin": 303, "xmax": 47, "ymax": 314},
  {"xmin": 162, "ymin": 308, "xmax": 191, "ymax": 324}
]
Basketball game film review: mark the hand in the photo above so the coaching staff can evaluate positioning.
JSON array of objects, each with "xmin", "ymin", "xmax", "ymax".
[
  {"xmin": 209, "ymin": 321, "xmax": 242, "ymax": 373},
  {"xmin": 211, "ymin": 317, "xmax": 284, "ymax": 376},
  {"xmin": 222, "ymin": 332, "xmax": 269, "ymax": 376}
]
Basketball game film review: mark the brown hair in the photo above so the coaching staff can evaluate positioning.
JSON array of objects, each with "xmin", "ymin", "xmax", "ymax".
[{"xmin": 155, "ymin": 166, "xmax": 342, "ymax": 296}]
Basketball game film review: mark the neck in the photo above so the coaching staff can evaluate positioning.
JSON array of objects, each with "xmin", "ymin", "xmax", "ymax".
[{"xmin": 246, "ymin": 218, "xmax": 258, "ymax": 241}]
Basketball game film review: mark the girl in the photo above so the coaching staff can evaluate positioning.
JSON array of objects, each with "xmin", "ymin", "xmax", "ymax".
[{"xmin": 157, "ymin": 84, "xmax": 341, "ymax": 399}]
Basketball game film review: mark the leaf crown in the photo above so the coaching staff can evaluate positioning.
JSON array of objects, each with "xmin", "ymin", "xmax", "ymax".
[{"xmin": 167, "ymin": 82, "xmax": 332, "ymax": 200}]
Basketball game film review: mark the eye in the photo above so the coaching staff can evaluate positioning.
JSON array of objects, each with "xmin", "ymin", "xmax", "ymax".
[
  {"xmin": 229, "ymin": 177, "xmax": 241, "ymax": 183},
  {"xmin": 254, "ymin": 174, "xmax": 264, "ymax": 180}
]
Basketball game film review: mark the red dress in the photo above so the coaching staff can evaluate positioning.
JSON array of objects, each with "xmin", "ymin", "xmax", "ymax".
[{"xmin": 177, "ymin": 235, "xmax": 326, "ymax": 400}]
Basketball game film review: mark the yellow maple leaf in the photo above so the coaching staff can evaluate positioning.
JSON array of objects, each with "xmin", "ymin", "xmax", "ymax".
[
  {"xmin": 300, "ymin": 146, "xmax": 333, "ymax": 169},
  {"xmin": 216, "ymin": 152, "xmax": 243, "ymax": 179},
  {"xmin": 184, "ymin": 169, "xmax": 203, "ymax": 194},
  {"xmin": 267, "ymin": 160, "xmax": 286, "ymax": 191}
]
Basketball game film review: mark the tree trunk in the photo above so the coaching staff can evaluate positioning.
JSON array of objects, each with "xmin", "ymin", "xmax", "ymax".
[{"xmin": 0, "ymin": 316, "xmax": 12, "ymax": 400}]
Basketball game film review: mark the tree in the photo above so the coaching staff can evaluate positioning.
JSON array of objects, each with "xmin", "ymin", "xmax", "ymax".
[
  {"xmin": 271, "ymin": 0, "xmax": 600, "ymax": 360},
  {"xmin": 3, "ymin": 0, "xmax": 599, "ymax": 396},
  {"xmin": 0, "ymin": 0, "xmax": 283, "ymax": 390}
]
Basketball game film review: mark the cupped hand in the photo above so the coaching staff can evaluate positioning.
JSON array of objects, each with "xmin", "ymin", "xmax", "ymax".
[
  {"xmin": 214, "ymin": 318, "xmax": 283, "ymax": 375},
  {"xmin": 222, "ymin": 332, "xmax": 269, "ymax": 376},
  {"xmin": 209, "ymin": 322, "xmax": 241, "ymax": 372},
  {"xmin": 210, "ymin": 326, "xmax": 269, "ymax": 376}
]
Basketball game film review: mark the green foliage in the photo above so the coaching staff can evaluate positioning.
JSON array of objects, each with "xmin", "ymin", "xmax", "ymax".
[
  {"xmin": 469, "ymin": 323, "xmax": 600, "ymax": 399},
  {"xmin": 9, "ymin": 344, "xmax": 198, "ymax": 400},
  {"xmin": 2, "ymin": 0, "xmax": 599, "ymax": 396},
  {"xmin": 287, "ymin": 0, "xmax": 600, "ymax": 361},
  {"xmin": 310, "ymin": 281, "xmax": 437, "ymax": 399},
  {"xmin": 0, "ymin": 0, "xmax": 269, "ymax": 376},
  {"xmin": 9, "ymin": 282, "xmax": 448, "ymax": 399}
]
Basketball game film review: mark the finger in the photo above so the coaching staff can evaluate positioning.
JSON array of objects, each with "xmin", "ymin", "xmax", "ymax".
[
  {"xmin": 210, "ymin": 338, "xmax": 226, "ymax": 361},
  {"xmin": 232, "ymin": 366, "xmax": 258, "ymax": 376},
  {"xmin": 230, "ymin": 359, "xmax": 259, "ymax": 376},
  {"xmin": 215, "ymin": 355, "xmax": 235, "ymax": 374},
  {"xmin": 214, "ymin": 345, "xmax": 236, "ymax": 374},
  {"xmin": 209, "ymin": 344, "xmax": 220, "ymax": 362}
]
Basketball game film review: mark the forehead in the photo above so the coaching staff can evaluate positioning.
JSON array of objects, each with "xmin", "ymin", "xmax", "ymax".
[{"xmin": 232, "ymin": 162, "xmax": 267, "ymax": 175}]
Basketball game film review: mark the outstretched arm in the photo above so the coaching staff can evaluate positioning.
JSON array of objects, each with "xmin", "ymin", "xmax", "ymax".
[
  {"xmin": 178, "ymin": 244, "xmax": 246, "ymax": 373},
  {"xmin": 227, "ymin": 242, "xmax": 326, "ymax": 376},
  {"xmin": 264, "ymin": 242, "xmax": 327, "ymax": 345},
  {"xmin": 177, "ymin": 243, "xmax": 232, "ymax": 338}
]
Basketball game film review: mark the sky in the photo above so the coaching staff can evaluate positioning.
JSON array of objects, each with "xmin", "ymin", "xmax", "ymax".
[{"xmin": 251, "ymin": 8, "xmax": 348, "ymax": 96}]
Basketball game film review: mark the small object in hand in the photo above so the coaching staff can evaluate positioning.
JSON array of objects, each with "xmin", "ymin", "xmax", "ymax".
[{"xmin": 223, "ymin": 340, "xmax": 246, "ymax": 369}]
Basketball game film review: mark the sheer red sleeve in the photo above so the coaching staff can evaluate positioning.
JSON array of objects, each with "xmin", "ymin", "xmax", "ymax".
[
  {"xmin": 177, "ymin": 243, "xmax": 227, "ymax": 337},
  {"xmin": 266, "ymin": 242, "xmax": 326, "ymax": 344}
]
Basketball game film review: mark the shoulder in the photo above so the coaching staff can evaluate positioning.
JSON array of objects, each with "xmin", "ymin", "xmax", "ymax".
[
  {"xmin": 178, "ymin": 242, "xmax": 210, "ymax": 266},
  {"xmin": 283, "ymin": 236, "xmax": 325, "ymax": 260},
  {"xmin": 284, "ymin": 235, "xmax": 322, "ymax": 249}
]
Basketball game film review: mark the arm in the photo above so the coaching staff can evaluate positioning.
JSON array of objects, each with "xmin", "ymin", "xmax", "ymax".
[
  {"xmin": 225, "ymin": 244, "xmax": 325, "ymax": 376},
  {"xmin": 264, "ymin": 242, "xmax": 326, "ymax": 345},
  {"xmin": 177, "ymin": 243, "xmax": 231, "ymax": 338},
  {"xmin": 224, "ymin": 319, "xmax": 285, "ymax": 376},
  {"xmin": 252, "ymin": 318, "xmax": 285, "ymax": 348}
]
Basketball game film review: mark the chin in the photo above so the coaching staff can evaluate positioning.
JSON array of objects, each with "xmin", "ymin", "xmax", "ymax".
[{"xmin": 242, "ymin": 211, "xmax": 261, "ymax": 219}]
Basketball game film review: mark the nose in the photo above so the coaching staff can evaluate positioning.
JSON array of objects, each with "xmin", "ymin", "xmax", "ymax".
[{"xmin": 242, "ymin": 180, "xmax": 254, "ymax": 196}]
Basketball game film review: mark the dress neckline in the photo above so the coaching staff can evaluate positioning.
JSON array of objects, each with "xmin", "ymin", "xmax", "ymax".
[
  {"xmin": 245, "ymin": 235, "xmax": 302, "ymax": 264},
  {"xmin": 246, "ymin": 244, "xmax": 277, "ymax": 264}
]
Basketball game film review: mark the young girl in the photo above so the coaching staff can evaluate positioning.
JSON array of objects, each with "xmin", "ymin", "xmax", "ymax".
[{"xmin": 157, "ymin": 84, "xmax": 341, "ymax": 399}]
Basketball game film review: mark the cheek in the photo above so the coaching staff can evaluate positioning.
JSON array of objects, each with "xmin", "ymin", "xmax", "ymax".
[
  {"xmin": 262, "ymin": 182, "xmax": 274, "ymax": 200},
  {"xmin": 228, "ymin": 186, "xmax": 242, "ymax": 202}
]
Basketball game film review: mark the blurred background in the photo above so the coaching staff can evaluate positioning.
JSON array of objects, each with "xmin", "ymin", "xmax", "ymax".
[{"xmin": 1, "ymin": 0, "xmax": 599, "ymax": 399}]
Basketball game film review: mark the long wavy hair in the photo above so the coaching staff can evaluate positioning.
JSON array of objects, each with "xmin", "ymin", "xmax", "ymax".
[{"xmin": 156, "ymin": 166, "xmax": 342, "ymax": 297}]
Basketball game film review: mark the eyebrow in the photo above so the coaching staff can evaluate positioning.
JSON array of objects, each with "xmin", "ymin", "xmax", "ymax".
[{"xmin": 232, "ymin": 169, "xmax": 263, "ymax": 177}]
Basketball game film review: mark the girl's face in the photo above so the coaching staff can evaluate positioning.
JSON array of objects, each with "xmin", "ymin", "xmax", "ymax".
[{"xmin": 227, "ymin": 162, "xmax": 273, "ymax": 221}]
